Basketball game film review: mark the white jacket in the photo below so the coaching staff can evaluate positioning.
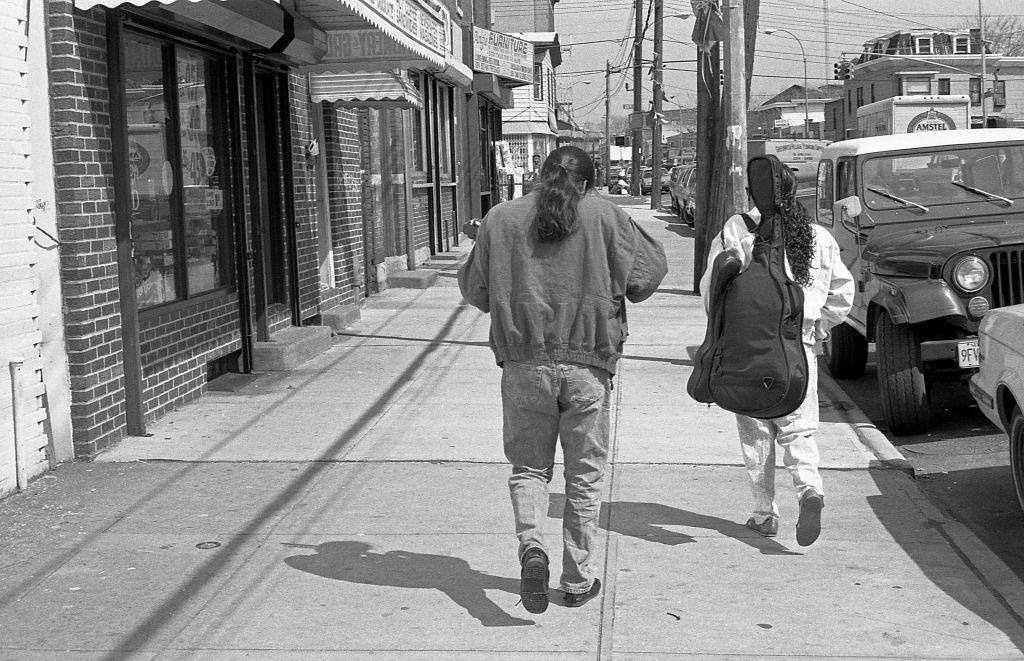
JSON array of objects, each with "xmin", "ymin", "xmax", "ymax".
[{"xmin": 699, "ymin": 208, "xmax": 855, "ymax": 350}]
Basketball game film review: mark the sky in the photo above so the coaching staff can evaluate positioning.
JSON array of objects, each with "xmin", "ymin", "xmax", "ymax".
[{"xmin": 551, "ymin": 0, "xmax": 1015, "ymax": 129}]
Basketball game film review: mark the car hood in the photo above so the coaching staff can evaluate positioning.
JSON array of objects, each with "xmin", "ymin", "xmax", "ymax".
[{"xmin": 866, "ymin": 220, "xmax": 1024, "ymax": 277}]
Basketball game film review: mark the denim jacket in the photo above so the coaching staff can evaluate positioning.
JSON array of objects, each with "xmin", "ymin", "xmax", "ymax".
[{"xmin": 699, "ymin": 208, "xmax": 855, "ymax": 350}]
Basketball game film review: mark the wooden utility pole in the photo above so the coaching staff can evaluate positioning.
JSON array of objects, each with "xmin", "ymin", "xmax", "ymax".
[
  {"xmin": 650, "ymin": 0, "xmax": 664, "ymax": 209},
  {"xmin": 630, "ymin": 0, "xmax": 643, "ymax": 196},
  {"xmin": 605, "ymin": 60, "xmax": 612, "ymax": 188},
  {"xmin": 692, "ymin": 0, "xmax": 759, "ymax": 290},
  {"xmin": 725, "ymin": 0, "xmax": 748, "ymax": 214}
]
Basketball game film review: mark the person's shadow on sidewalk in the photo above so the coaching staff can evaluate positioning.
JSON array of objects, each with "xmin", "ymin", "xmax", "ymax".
[
  {"xmin": 283, "ymin": 541, "xmax": 535, "ymax": 627},
  {"xmin": 548, "ymin": 494, "xmax": 799, "ymax": 556}
]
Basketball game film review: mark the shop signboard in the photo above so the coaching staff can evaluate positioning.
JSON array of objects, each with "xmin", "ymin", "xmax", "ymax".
[
  {"xmin": 471, "ymin": 27, "xmax": 532, "ymax": 84},
  {"xmin": 321, "ymin": 0, "xmax": 448, "ymax": 68}
]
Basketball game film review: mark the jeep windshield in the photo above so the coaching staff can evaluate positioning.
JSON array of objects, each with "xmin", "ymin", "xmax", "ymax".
[{"xmin": 862, "ymin": 143, "xmax": 1024, "ymax": 213}]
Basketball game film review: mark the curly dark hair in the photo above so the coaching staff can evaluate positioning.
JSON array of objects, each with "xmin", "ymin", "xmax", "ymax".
[
  {"xmin": 533, "ymin": 146, "xmax": 595, "ymax": 241},
  {"xmin": 777, "ymin": 168, "xmax": 815, "ymax": 288}
]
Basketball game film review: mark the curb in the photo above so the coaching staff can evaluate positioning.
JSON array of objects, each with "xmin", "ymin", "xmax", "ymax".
[{"xmin": 817, "ymin": 371, "xmax": 914, "ymax": 473}]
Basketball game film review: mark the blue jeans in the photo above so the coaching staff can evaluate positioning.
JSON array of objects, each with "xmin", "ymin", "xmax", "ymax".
[{"xmin": 501, "ymin": 360, "xmax": 611, "ymax": 594}]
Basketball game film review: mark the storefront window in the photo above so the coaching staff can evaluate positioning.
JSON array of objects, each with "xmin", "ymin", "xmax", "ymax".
[
  {"xmin": 126, "ymin": 37, "xmax": 177, "ymax": 308},
  {"xmin": 124, "ymin": 34, "xmax": 232, "ymax": 311},
  {"xmin": 411, "ymin": 73, "xmax": 426, "ymax": 173},
  {"xmin": 177, "ymin": 48, "xmax": 228, "ymax": 295}
]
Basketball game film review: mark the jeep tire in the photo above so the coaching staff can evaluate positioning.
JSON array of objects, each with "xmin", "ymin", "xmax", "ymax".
[
  {"xmin": 876, "ymin": 310, "xmax": 931, "ymax": 435},
  {"xmin": 824, "ymin": 322, "xmax": 868, "ymax": 379},
  {"xmin": 1011, "ymin": 409, "xmax": 1024, "ymax": 516}
]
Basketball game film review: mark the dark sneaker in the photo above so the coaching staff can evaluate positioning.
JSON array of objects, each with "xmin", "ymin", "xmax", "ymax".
[
  {"xmin": 796, "ymin": 490, "xmax": 824, "ymax": 547},
  {"xmin": 562, "ymin": 578, "xmax": 601, "ymax": 607},
  {"xmin": 745, "ymin": 515, "xmax": 779, "ymax": 537},
  {"xmin": 519, "ymin": 548, "xmax": 550, "ymax": 614}
]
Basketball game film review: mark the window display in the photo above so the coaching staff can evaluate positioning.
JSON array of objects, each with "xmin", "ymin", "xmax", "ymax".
[{"xmin": 124, "ymin": 34, "xmax": 232, "ymax": 311}]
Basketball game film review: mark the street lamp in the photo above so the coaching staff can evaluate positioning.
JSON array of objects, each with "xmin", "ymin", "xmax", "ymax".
[{"xmin": 764, "ymin": 28, "xmax": 810, "ymax": 139}]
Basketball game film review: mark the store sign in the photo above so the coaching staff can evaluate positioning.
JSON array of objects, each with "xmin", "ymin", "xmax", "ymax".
[
  {"xmin": 908, "ymin": 108, "xmax": 957, "ymax": 132},
  {"xmin": 471, "ymin": 27, "xmax": 532, "ymax": 84},
  {"xmin": 323, "ymin": 0, "xmax": 447, "ymax": 65}
]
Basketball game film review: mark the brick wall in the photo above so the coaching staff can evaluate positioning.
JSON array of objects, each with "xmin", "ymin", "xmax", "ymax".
[
  {"xmin": 49, "ymin": 4, "xmax": 126, "ymax": 457},
  {"xmin": 412, "ymin": 188, "xmax": 430, "ymax": 255},
  {"xmin": 288, "ymin": 73, "xmax": 321, "ymax": 322},
  {"xmin": 138, "ymin": 296, "xmax": 240, "ymax": 422},
  {"xmin": 322, "ymin": 105, "xmax": 366, "ymax": 306}
]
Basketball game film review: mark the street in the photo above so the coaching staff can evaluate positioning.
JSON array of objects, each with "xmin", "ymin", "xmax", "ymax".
[{"xmin": 827, "ymin": 346, "xmax": 1024, "ymax": 583}]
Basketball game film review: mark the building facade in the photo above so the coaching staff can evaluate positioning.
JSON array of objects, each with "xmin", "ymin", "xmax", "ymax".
[
  {"xmin": 39, "ymin": 0, "xmax": 475, "ymax": 461},
  {"xmin": 0, "ymin": 0, "xmax": 74, "ymax": 497},
  {"xmin": 834, "ymin": 29, "xmax": 1024, "ymax": 138}
]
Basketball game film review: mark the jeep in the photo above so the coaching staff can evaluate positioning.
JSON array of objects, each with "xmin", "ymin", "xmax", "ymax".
[{"xmin": 815, "ymin": 128, "xmax": 1024, "ymax": 435}]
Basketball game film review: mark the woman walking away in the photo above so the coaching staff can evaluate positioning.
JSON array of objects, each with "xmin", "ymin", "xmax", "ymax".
[
  {"xmin": 700, "ymin": 155, "xmax": 854, "ymax": 547},
  {"xmin": 459, "ymin": 146, "xmax": 667, "ymax": 614}
]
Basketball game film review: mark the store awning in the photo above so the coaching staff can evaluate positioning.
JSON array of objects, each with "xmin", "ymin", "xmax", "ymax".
[
  {"xmin": 300, "ymin": 0, "xmax": 447, "ymax": 70},
  {"xmin": 73, "ymin": 0, "xmax": 326, "ymax": 65},
  {"xmin": 309, "ymin": 70, "xmax": 423, "ymax": 109}
]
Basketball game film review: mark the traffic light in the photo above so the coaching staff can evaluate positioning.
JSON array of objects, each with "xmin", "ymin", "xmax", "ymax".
[{"xmin": 833, "ymin": 60, "xmax": 854, "ymax": 80}]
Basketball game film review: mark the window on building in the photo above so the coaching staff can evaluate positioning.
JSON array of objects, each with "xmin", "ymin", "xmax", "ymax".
[
  {"xmin": 938, "ymin": 78, "xmax": 951, "ymax": 95},
  {"xmin": 870, "ymin": 84, "xmax": 875, "ymax": 103},
  {"xmin": 970, "ymin": 77, "xmax": 982, "ymax": 104},
  {"xmin": 903, "ymin": 77, "xmax": 931, "ymax": 95},
  {"xmin": 438, "ymin": 83, "xmax": 454, "ymax": 177},
  {"xmin": 123, "ymin": 34, "xmax": 234, "ymax": 311},
  {"xmin": 916, "ymin": 37, "xmax": 932, "ymax": 54},
  {"xmin": 856, "ymin": 87, "xmax": 864, "ymax": 107},
  {"xmin": 411, "ymin": 73, "xmax": 428, "ymax": 173},
  {"xmin": 847, "ymin": 89, "xmax": 852, "ymax": 114},
  {"xmin": 954, "ymin": 36, "xmax": 970, "ymax": 54},
  {"xmin": 533, "ymin": 63, "xmax": 543, "ymax": 100},
  {"xmin": 994, "ymin": 79, "xmax": 1006, "ymax": 107}
]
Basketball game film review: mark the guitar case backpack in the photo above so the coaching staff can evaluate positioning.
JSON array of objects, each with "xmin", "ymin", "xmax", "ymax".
[{"xmin": 687, "ymin": 154, "xmax": 809, "ymax": 419}]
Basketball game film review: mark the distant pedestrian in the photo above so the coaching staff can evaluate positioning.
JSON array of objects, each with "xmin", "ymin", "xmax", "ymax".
[
  {"xmin": 699, "ymin": 157, "xmax": 853, "ymax": 547},
  {"xmin": 459, "ymin": 146, "xmax": 667, "ymax": 613}
]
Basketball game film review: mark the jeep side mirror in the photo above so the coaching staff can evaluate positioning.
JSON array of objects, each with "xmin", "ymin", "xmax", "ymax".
[{"xmin": 837, "ymin": 195, "xmax": 862, "ymax": 220}]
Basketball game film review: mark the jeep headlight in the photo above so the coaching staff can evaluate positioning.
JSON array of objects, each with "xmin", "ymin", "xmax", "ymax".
[{"xmin": 952, "ymin": 255, "xmax": 989, "ymax": 293}]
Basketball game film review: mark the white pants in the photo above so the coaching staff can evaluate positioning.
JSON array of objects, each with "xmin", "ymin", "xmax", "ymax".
[{"xmin": 735, "ymin": 346, "xmax": 822, "ymax": 522}]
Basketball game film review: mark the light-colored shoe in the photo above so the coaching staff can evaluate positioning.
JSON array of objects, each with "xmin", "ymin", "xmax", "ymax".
[{"xmin": 745, "ymin": 515, "xmax": 779, "ymax": 537}]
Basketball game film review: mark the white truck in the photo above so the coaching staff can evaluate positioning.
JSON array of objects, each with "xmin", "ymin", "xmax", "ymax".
[{"xmin": 856, "ymin": 95, "xmax": 971, "ymax": 138}]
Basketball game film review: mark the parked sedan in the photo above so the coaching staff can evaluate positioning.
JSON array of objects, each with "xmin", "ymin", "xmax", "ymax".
[
  {"xmin": 639, "ymin": 167, "xmax": 671, "ymax": 196},
  {"xmin": 667, "ymin": 165, "xmax": 696, "ymax": 226},
  {"xmin": 970, "ymin": 304, "xmax": 1024, "ymax": 513}
]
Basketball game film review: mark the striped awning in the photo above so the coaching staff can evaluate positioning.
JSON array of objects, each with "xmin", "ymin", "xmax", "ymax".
[
  {"xmin": 300, "ymin": 0, "xmax": 447, "ymax": 70},
  {"xmin": 309, "ymin": 70, "xmax": 423, "ymax": 109},
  {"xmin": 75, "ymin": 0, "xmax": 280, "ymax": 9}
]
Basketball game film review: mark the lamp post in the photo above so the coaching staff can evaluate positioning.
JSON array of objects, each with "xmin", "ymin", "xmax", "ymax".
[{"xmin": 765, "ymin": 28, "xmax": 810, "ymax": 138}]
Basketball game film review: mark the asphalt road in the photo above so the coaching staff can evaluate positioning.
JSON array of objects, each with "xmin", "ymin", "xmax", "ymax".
[{"xmin": 828, "ymin": 345, "xmax": 1024, "ymax": 581}]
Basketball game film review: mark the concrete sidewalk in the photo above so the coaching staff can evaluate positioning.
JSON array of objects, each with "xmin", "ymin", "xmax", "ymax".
[{"xmin": 2, "ymin": 200, "xmax": 1024, "ymax": 659}]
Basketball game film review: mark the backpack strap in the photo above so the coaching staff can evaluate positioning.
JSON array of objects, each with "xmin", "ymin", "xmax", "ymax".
[{"xmin": 740, "ymin": 213, "xmax": 758, "ymax": 232}]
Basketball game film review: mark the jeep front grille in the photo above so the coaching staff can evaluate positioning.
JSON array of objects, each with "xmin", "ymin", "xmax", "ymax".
[{"xmin": 988, "ymin": 248, "xmax": 1024, "ymax": 308}]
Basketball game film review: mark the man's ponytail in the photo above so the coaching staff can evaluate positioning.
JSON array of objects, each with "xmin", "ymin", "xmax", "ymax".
[{"xmin": 533, "ymin": 146, "xmax": 596, "ymax": 242}]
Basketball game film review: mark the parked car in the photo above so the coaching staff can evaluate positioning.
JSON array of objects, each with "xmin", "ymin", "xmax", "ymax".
[
  {"xmin": 639, "ymin": 167, "xmax": 670, "ymax": 196},
  {"xmin": 816, "ymin": 128, "xmax": 1024, "ymax": 435},
  {"xmin": 970, "ymin": 304, "xmax": 1024, "ymax": 513},
  {"xmin": 667, "ymin": 164, "xmax": 697, "ymax": 226}
]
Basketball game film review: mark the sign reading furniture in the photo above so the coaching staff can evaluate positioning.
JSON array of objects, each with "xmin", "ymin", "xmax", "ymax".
[{"xmin": 471, "ymin": 27, "xmax": 532, "ymax": 84}]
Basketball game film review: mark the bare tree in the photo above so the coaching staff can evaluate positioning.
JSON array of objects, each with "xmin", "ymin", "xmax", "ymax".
[{"xmin": 961, "ymin": 15, "xmax": 1024, "ymax": 56}]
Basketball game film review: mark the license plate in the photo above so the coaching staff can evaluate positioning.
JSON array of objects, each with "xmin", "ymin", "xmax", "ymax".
[{"xmin": 958, "ymin": 339, "xmax": 980, "ymax": 368}]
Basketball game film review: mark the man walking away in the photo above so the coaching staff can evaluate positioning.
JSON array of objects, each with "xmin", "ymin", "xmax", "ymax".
[{"xmin": 459, "ymin": 146, "xmax": 667, "ymax": 613}]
